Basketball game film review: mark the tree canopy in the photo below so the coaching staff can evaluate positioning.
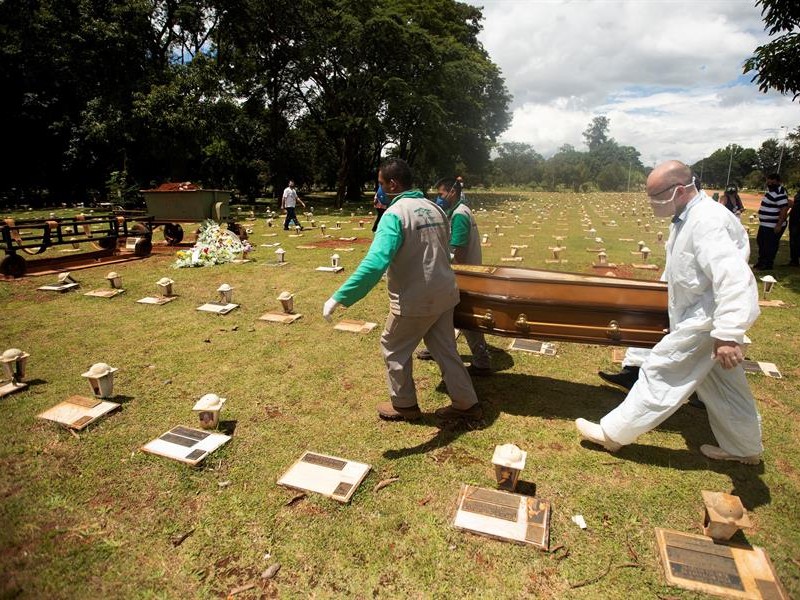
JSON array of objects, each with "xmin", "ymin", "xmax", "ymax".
[
  {"xmin": 743, "ymin": 0, "xmax": 800, "ymax": 100},
  {"xmin": 0, "ymin": 0, "xmax": 511, "ymax": 205}
]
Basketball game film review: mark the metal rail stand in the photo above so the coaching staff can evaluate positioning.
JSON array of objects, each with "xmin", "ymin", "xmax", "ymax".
[{"xmin": 0, "ymin": 214, "xmax": 154, "ymax": 278}]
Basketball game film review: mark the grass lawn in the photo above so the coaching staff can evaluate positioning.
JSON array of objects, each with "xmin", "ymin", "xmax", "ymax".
[{"xmin": 1, "ymin": 191, "xmax": 798, "ymax": 599}]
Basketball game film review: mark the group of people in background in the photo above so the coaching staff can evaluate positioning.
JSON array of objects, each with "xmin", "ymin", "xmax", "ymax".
[
  {"xmin": 714, "ymin": 176, "xmax": 799, "ymax": 269},
  {"xmin": 753, "ymin": 173, "xmax": 798, "ymax": 269}
]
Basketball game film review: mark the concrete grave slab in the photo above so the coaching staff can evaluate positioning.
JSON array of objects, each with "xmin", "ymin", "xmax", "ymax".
[
  {"xmin": 453, "ymin": 484, "xmax": 551, "ymax": 550},
  {"xmin": 37, "ymin": 396, "xmax": 120, "ymax": 430},
  {"xmin": 278, "ymin": 451, "xmax": 370, "ymax": 503},
  {"xmin": 141, "ymin": 426, "xmax": 231, "ymax": 466}
]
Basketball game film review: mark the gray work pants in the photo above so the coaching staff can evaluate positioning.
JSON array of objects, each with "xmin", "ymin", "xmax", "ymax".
[{"xmin": 381, "ymin": 309, "xmax": 479, "ymax": 410}]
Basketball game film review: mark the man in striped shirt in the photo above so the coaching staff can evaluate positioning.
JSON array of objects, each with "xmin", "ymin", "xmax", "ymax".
[{"xmin": 754, "ymin": 173, "xmax": 789, "ymax": 270}]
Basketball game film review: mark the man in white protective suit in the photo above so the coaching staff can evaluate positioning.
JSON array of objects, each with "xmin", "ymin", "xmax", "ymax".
[{"xmin": 575, "ymin": 160, "xmax": 763, "ymax": 464}]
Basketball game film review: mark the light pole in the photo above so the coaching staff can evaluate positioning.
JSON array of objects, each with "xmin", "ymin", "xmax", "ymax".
[
  {"xmin": 725, "ymin": 145, "xmax": 736, "ymax": 188},
  {"xmin": 627, "ymin": 161, "xmax": 632, "ymax": 192},
  {"xmin": 777, "ymin": 125, "xmax": 788, "ymax": 176}
]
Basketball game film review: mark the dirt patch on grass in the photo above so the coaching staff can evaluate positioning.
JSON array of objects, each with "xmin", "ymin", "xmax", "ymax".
[{"xmin": 292, "ymin": 237, "xmax": 371, "ymax": 248}]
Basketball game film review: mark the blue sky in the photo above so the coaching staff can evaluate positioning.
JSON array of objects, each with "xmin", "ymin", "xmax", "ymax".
[{"xmin": 468, "ymin": 0, "xmax": 798, "ymax": 164}]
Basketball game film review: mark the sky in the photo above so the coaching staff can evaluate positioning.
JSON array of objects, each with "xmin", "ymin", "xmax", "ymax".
[{"xmin": 466, "ymin": 0, "xmax": 798, "ymax": 165}]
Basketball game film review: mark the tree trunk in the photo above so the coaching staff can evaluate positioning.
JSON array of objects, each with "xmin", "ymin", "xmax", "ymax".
[{"xmin": 335, "ymin": 129, "xmax": 363, "ymax": 207}]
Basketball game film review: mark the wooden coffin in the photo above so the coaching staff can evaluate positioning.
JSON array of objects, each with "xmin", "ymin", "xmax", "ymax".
[{"xmin": 453, "ymin": 265, "xmax": 669, "ymax": 348}]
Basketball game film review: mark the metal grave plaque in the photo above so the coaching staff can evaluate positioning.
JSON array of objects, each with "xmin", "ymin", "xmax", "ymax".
[
  {"xmin": 141, "ymin": 426, "xmax": 231, "ymax": 466},
  {"xmin": 278, "ymin": 451, "xmax": 370, "ymax": 503},
  {"xmin": 508, "ymin": 338, "xmax": 557, "ymax": 355},
  {"xmin": 655, "ymin": 528, "xmax": 789, "ymax": 599},
  {"xmin": 453, "ymin": 484, "xmax": 550, "ymax": 550}
]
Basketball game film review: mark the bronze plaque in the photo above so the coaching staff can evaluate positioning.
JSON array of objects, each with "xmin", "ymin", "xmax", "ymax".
[
  {"xmin": 332, "ymin": 482, "xmax": 353, "ymax": 497},
  {"xmin": 172, "ymin": 426, "xmax": 210, "ymax": 441},
  {"xmin": 662, "ymin": 531, "xmax": 743, "ymax": 591},
  {"xmin": 66, "ymin": 395, "xmax": 101, "ymax": 408},
  {"xmin": 302, "ymin": 453, "xmax": 347, "ymax": 470},
  {"xmin": 70, "ymin": 415, "xmax": 93, "ymax": 429},
  {"xmin": 526, "ymin": 498, "xmax": 549, "ymax": 525},
  {"xmin": 161, "ymin": 432, "xmax": 198, "ymax": 448},
  {"xmin": 466, "ymin": 487, "xmax": 520, "ymax": 508},
  {"xmin": 184, "ymin": 449, "xmax": 207, "ymax": 462},
  {"xmin": 461, "ymin": 498, "xmax": 519, "ymax": 522},
  {"xmin": 755, "ymin": 578, "xmax": 784, "ymax": 600}
]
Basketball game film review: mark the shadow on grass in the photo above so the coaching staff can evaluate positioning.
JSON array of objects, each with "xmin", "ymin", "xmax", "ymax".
[
  {"xmin": 612, "ymin": 442, "xmax": 770, "ymax": 509},
  {"xmin": 382, "ymin": 407, "xmax": 500, "ymax": 462},
  {"xmin": 218, "ymin": 420, "xmax": 238, "ymax": 436},
  {"xmin": 472, "ymin": 371, "xmax": 771, "ymax": 508},
  {"xmin": 110, "ymin": 394, "xmax": 136, "ymax": 404}
]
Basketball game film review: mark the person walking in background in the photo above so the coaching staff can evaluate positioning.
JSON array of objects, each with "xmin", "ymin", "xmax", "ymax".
[
  {"xmin": 753, "ymin": 173, "xmax": 789, "ymax": 270},
  {"xmin": 372, "ymin": 182, "xmax": 388, "ymax": 232},
  {"xmin": 322, "ymin": 158, "xmax": 482, "ymax": 423},
  {"xmin": 788, "ymin": 190, "xmax": 800, "ymax": 267},
  {"xmin": 282, "ymin": 179, "xmax": 305, "ymax": 231},
  {"xmin": 576, "ymin": 160, "xmax": 763, "ymax": 464}
]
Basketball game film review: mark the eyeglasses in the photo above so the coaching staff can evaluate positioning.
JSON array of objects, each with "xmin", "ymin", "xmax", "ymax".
[{"xmin": 648, "ymin": 177, "xmax": 695, "ymax": 204}]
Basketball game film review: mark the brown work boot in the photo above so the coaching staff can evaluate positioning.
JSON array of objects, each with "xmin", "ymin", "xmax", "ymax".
[
  {"xmin": 376, "ymin": 402, "xmax": 422, "ymax": 421},
  {"xmin": 434, "ymin": 403, "xmax": 483, "ymax": 421}
]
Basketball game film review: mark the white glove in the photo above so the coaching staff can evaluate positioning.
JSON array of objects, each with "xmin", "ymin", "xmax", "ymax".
[{"xmin": 323, "ymin": 297, "xmax": 340, "ymax": 322}]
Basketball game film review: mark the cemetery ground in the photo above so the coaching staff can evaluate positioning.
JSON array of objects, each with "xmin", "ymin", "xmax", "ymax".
[{"xmin": 1, "ymin": 191, "xmax": 798, "ymax": 599}]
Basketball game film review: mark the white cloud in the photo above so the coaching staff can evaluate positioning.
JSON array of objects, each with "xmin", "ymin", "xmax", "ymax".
[{"xmin": 468, "ymin": 0, "xmax": 798, "ymax": 163}]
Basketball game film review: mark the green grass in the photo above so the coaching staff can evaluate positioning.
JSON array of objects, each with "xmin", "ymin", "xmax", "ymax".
[{"xmin": 1, "ymin": 192, "xmax": 798, "ymax": 599}]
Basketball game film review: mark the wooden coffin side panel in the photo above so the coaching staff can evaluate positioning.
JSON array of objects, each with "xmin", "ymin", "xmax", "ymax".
[{"xmin": 453, "ymin": 267, "xmax": 669, "ymax": 348}]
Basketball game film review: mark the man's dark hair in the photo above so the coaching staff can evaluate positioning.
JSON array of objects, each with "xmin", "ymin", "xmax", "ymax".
[
  {"xmin": 379, "ymin": 158, "xmax": 413, "ymax": 189},
  {"xmin": 767, "ymin": 173, "xmax": 781, "ymax": 182},
  {"xmin": 435, "ymin": 177, "xmax": 456, "ymax": 190}
]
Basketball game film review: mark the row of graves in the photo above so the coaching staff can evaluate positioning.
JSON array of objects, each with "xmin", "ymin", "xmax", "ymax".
[
  {"xmin": 1, "ymin": 339, "xmax": 788, "ymax": 598},
  {"xmin": 3, "ymin": 193, "xmax": 791, "ymax": 598}
]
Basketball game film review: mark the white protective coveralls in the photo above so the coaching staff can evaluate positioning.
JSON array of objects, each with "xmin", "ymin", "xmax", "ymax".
[{"xmin": 600, "ymin": 191, "xmax": 763, "ymax": 456}]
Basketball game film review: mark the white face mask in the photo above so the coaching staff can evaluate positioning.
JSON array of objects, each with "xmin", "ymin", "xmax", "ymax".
[{"xmin": 649, "ymin": 177, "xmax": 696, "ymax": 217}]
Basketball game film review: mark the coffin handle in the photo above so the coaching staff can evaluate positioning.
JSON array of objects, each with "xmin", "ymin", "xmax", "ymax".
[
  {"xmin": 471, "ymin": 309, "xmax": 495, "ymax": 330},
  {"xmin": 515, "ymin": 313, "xmax": 530, "ymax": 333},
  {"xmin": 607, "ymin": 320, "xmax": 621, "ymax": 341}
]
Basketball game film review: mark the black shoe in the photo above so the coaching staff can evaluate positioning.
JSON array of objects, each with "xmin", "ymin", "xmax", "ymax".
[
  {"xmin": 415, "ymin": 348, "xmax": 433, "ymax": 360},
  {"xmin": 687, "ymin": 393, "xmax": 705, "ymax": 409},
  {"xmin": 598, "ymin": 366, "xmax": 639, "ymax": 392},
  {"xmin": 466, "ymin": 364, "xmax": 493, "ymax": 377}
]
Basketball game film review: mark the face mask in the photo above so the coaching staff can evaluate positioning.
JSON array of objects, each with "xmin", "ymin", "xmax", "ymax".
[
  {"xmin": 435, "ymin": 195, "xmax": 449, "ymax": 209},
  {"xmin": 649, "ymin": 177, "xmax": 695, "ymax": 218}
]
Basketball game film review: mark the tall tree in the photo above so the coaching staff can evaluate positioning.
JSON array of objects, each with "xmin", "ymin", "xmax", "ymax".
[
  {"xmin": 491, "ymin": 142, "xmax": 544, "ymax": 186},
  {"xmin": 743, "ymin": 0, "xmax": 800, "ymax": 101},
  {"xmin": 582, "ymin": 116, "xmax": 610, "ymax": 151}
]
